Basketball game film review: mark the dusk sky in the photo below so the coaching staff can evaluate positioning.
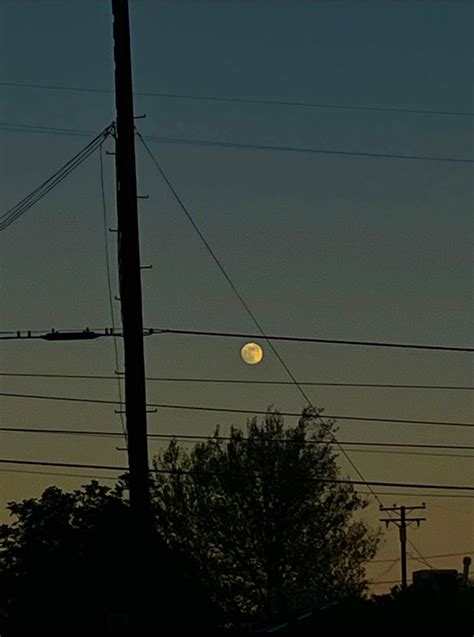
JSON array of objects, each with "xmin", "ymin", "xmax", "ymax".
[{"xmin": 1, "ymin": 0, "xmax": 473, "ymax": 592}]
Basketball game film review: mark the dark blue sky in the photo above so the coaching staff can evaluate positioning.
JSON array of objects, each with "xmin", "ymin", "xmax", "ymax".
[{"xmin": 1, "ymin": 0, "xmax": 473, "ymax": 588}]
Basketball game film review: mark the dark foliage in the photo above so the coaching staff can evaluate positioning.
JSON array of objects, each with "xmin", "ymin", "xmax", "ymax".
[
  {"xmin": 0, "ymin": 408, "xmax": 381, "ymax": 631},
  {"xmin": 150, "ymin": 408, "xmax": 379, "ymax": 626},
  {"xmin": 0, "ymin": 481, "xmax": 221, "ymax": 632}
]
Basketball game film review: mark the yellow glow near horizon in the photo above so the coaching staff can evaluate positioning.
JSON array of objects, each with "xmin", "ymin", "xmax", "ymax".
[{"xmin": 240, "ymin": 342, "xmax": 264, "ymax": 365}]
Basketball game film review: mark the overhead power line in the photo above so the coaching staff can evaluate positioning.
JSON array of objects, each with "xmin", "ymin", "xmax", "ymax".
[
  {"xmin": 0, "ymin": 371, "xmax": 471, "ymax": 391},
  {"xmin": 144, "ymin": 134, "xmax": 474, "ymax": 165},
  {"xmin": 2, "ymin": 122, "xmax": 473, "ymax": 165},
  {"xmin": 0, "ymin": 330, "xmax": 110, "ymax": 341},
  {"xmin": 2, "ymin": 326, "xmax": 472, "ymax": 352},
  {"xmin": 0, "ymin": 465, "xmax": 470, "ymax": 501},
  {"xmin": 137, "ymin": 436, "xmax": 474, "ymax": 452},
  {"xmin": 0, "ymin": 123, "xmax": 96, "ymax": 138},
  {"xmin": 0, "ymin": 467, "xmax": 118, "ymax": 481},
  {"xmin": 0, "ymin": 466, "xmax": 471, "ymax": 499},
  {"xmin": 1, "ymin": 391, "xmax": 473, "ymax": 428},
  {"xmin": 1, "ymin": 426, "xmax": 472, "ymax": 458},
  {"xmin": 0, "ymin": 124, "xmax": 114, "ymax": 231},
  {"xmin": 373, "ymin": 551, "xmax": 474, "ymax": 564},
  {"xmin": 149, "ymin": 327, "xmax": 474, "ymax": 353},
  {"xmin": 342, "ymin": 449, "xmax": 473, "ymax": 459},
  {"xmin": 0, "ymin": 458, "xmax": 472, "ymax": 491},
  {"xmin": 1, "ymin": 80, "xmax": 473, "ymax": 117}
]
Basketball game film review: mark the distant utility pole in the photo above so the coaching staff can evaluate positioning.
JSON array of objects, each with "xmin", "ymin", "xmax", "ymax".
[
  {"xmin": 111, "ymin": 0, "xmax": 151, "ymax": 531},
  {"xmin": 380, "ymin": 503, "xmax": 427, "ymax": 590}
]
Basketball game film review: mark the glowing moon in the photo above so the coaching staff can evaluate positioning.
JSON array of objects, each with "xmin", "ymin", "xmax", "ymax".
[{"xmin": 241, "ymin": 342, "xmax": 264, "ymax": 365}]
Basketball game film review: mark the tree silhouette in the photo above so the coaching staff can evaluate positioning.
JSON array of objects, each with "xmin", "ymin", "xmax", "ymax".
[
  {"xmin": 0, "ymin": 481, "xmax": 221, "ymax": 632},
  {"xmin": 150, "ymin": 408, "xmax": 379, "ymax": 626},
  {"xmin": 0, "ymin": 408, "xmax": 380, "ymax": 631}
]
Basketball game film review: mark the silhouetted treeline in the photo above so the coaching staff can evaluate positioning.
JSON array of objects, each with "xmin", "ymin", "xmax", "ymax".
[
  {"xmin": 7, "ymin": 408, "xmax": 456, "ymax": 632},
  {"xmin": 0, "ymin": 481, "xmax": 222, "ymax": 632}
]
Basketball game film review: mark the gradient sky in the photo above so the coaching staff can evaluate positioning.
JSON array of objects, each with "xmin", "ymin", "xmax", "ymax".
[{"xmin": 1, "ymin": 0, "xmax": 473, "ymax": 592}]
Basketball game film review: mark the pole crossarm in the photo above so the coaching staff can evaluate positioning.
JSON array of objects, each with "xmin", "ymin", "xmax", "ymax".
[{"xmin": 379, "ymin": 503, "xmax": 427, "ymax": 590}]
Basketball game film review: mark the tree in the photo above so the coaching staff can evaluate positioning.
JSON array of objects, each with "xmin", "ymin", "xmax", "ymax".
[
  {"xmin": 0, "ymin": 408, "xmax": 380, "ymax": 631},
  {"xmin": 0, "ymin": 481, "xmax": 221, "ymax": 632},
  {"xmin": 150, "ymin": 407, "xmax": 379, "ymax": 626}
]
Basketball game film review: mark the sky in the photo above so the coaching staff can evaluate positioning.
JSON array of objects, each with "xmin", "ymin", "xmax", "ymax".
[{"xmin": 0, "ymin": 0, "xmax": 473, "ymax": 592}]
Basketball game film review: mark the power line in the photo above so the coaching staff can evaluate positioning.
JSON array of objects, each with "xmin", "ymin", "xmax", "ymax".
[
  {"xmin": 0, "ymin": 329, "xmax": 115, "ymax": 341},
  {"xmin": 0, "ymin": 124, "xmax": 113, "ymax": 231},
  {"xmin": 2, "ymin": 391, "xmax": 472, "ymax": 428},
  {"xmin": 1, "ymin": 426, "xmax": 472, "ymax": 458},
  {"xmin": 143, "ymin": 134, "xmax": 474, "ymax": 165},
  {"xmin": 1, "ymin": 80, "xmax": 473, "ymax": 117},
  {"xmin": 0, "ymin": 371, "xmax": 471, "ymax": 391},
  {"xmin": 1, "ymin": 326, "xmax": 473, "ymax": 352},
  {"xmin": 2, "ymin": 122, "xmax": 473, "ymax": 165},
  {"xmin": 130, "ymin": 437, "xmax": 474, "ymax": 452},
  {"xmin": 0, "ymin": 465, "xmax": 471, "ymax": 499},
  {"xmin": 0, "ymin": 467, "xmax": 117, "ymax": 482},
  {"xmin": 0, "ymin": 123, "xmax": 95, "ymax": 138},
  {"xmin": 347, "ymin": 449, "xmax": 473, "ymax": 460},
  {"xmin": 148, "ymin": 327, "xmax": 474, "ymax": 353},
  {"xmin": 0, "ymin": 135, "xmax": 106, "ymax": 229},
  {"xmin": 373, "ymin": 551, "xmax": 474, "ymax": 564},
  {"xmin": 0, "ymin": 458, "xmax": 472, "ymax": 491}
]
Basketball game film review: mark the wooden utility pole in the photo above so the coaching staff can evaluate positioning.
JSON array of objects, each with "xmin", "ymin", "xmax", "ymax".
[
  {"xmin": 112, "ymin": 0, "xmax": 151, "ymax": 533},
  {"xmin": 380, "ymin": 503, "xmax": 426, "ymax": 590}
]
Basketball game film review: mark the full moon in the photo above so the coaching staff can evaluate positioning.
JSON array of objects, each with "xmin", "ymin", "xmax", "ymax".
[{"xmin": 241, "ymin": 342, "xmax": 264, "ymax": 365}]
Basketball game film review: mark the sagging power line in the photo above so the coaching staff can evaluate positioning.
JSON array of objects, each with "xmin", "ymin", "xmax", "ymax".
[
  {"xmin": 1, "ymin": 391, "xmax": 473, "ymax": 428},
  {"xmin": 1, "ymin": 466, "xmax": 472, "ymax": 499},
  {"xmin": 1, "ymin": 326, "xmax": 473, "ymax": 352},
  {"xmin": 0, "ymin": 457, "xmax": 472, "ymax": 492},
  {"xmin": 1, "ymin": 426, "xmax": 473, "ymax": 458},
  {"xmin": 373, "ymin": 551, "xmax": 474, "ymax": 564},
  {"xmin": 2, "ymin": 122, "xmax": 473, "ymax": 164},
  {"xmin": 0, "ymin": 371, "xmax": 472, "ymax": 391},
  {"xmin": 2, "ymin": 80, "xmax": 474, "ymax": 117}
]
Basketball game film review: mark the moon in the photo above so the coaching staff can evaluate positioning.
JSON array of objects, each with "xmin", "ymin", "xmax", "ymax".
[{"xmin": 241, "ymin": 342, "xmax": 264, "ymax": 365}]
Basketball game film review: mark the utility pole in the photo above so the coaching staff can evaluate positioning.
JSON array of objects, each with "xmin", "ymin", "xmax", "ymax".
[
  {"xmin": 111, "ymin": 1, "xmax": 151, "ymax": 628},
  {"xmin": 380, "ymin": 503, "xmax": 426, "ymax": 590},
  {"xmin": 111, "ymin": 0, "xmax": 151, "ymax": 535}
]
